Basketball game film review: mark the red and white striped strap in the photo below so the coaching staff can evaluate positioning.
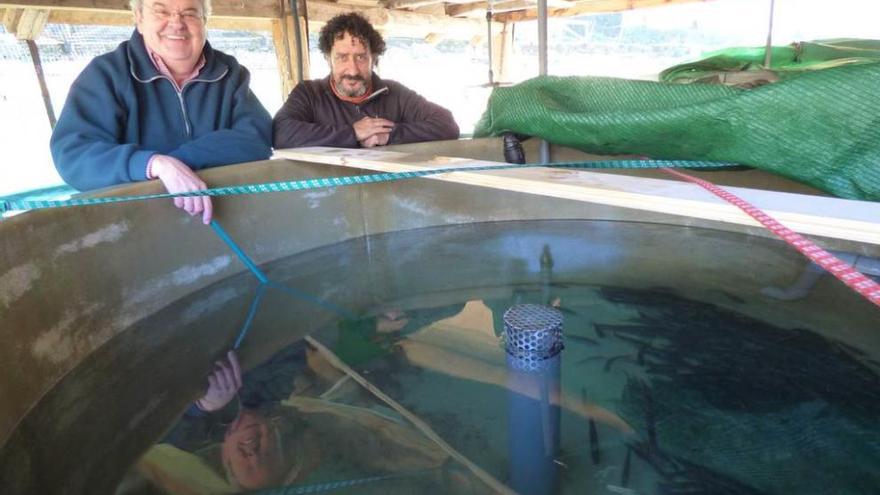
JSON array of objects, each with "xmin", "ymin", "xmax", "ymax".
[{"xmin": 661, "ymin": 167, "xmax": 880, "ymax": 309}]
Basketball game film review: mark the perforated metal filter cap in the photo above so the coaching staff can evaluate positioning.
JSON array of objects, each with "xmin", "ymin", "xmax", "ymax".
[{"xmin": 503, "ymin": 304, "xmax": 564, "ymax": 361}]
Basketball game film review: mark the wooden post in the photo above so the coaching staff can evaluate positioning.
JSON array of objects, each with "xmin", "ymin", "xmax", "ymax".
[
  {"xmin": 272, "ymin": 5, "xmax": 310, "ymax": 99},
  {"xmin": 294, "ymin": 14, "xmax": 311, "ymax": 83},
  {"xmin": 272, "ymin": 17, "xmax": 294, "ymax": 98},
  {"xmin": 3, "ymin": 8, "xmax": 55, "ymax": 128},
  {"xmin": 492, "ymin": 21, "xmax": 512, "ymax": 84},
  {"xmin": 26, "ymin": 38, "xmax": 56, "ymax": 129}
]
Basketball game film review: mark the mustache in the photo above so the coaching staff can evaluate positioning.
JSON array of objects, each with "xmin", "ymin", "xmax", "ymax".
[{"xmin": 340, "ymin": 75, "xmax": 365, "ymax": 82}]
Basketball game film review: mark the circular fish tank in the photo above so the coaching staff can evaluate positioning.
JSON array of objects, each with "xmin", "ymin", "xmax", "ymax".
[{"xmin": 1, "ymin": 140, "xmax": 878, "ymax": 494}]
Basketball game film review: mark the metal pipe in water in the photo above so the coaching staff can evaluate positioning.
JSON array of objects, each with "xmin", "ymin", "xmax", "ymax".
[{"xmin": 504, "ymin": 303, "xmax": 563, "ymax": 495}]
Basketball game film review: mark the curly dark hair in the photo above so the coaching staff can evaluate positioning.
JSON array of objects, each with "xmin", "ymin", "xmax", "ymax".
[{"xmin": 318, "ymin": 13, "xmax": 386, "ymax": 58}]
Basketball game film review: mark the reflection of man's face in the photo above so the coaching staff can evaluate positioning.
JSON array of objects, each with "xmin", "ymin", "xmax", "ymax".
[
  {"xmin": 222, "ymin": 410, "xmax": 283, "ymax": 489},
  {"xmin": 328, "ymin": 32, "xmax": 373, "ymax": 97}
]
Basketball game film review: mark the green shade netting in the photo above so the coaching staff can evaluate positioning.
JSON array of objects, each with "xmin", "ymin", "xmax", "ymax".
[
  {"xmin": 660, "ymin": 39, "xmax": 880, "ymax": 83},
  {"xmin": 474, "ymin": 61, "xmax": 880, "ymax": 201}
]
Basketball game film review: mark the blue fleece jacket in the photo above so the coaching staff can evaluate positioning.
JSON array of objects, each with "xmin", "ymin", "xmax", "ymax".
[{"xmin": 50, "ymin": 30, "xmax": 272, "ymax": 191}]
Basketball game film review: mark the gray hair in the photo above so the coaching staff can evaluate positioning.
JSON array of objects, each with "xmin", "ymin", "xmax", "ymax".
[{"xmin": 129, "ymin": 0, "xmax": 212, "ymax": 17}]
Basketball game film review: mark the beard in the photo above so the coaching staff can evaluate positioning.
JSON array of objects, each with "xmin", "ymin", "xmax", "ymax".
[{"xmin": 334, "ymin": 75, "xmax": 368, "ymax": 97}]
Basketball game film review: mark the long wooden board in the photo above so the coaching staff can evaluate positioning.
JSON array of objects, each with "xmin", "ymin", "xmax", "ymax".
[{"xmin": 274, "ymin": 146, "xmax": 880, "ymax": 246}]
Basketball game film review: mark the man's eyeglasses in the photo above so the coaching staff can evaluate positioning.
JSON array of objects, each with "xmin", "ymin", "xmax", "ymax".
[{"xmin": 145, "ymin": 4, "xmax": 205, "ymax": 23}]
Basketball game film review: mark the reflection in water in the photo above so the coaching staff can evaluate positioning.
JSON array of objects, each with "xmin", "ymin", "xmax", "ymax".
[
  {"xmin": 120, "ymin": 285, "xmax": 880, "ymax": 495},
  {"xmin": 124, "ymin": 332, "xmax": 482, "ymax": 494},
  {"xmin": 6, "ymin": 221, "xmax": 876, "ymax": 495}
]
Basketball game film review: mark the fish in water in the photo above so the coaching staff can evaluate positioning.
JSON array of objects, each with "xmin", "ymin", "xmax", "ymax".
[
  {"xmin": 590, "ymin": 417, "xmax": 601, "ymax": 465},
  {"xmin": 621, "ymin": 446, "xmax": 631, "ymax": 487},
  {"xmin": 583, "ymin": 388, "xmax": 602, "ymax": 465},
  {"xmin": 567, "ymin": 334, "xmax": 600, "ymax": 346},
  {"xmin": 604, "ymin": 354, "xmax": 636, "ymax": 372}
]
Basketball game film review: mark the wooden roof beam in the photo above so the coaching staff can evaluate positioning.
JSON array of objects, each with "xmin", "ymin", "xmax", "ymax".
[
  {"xmin": 0, "ymin": 0, "xmax": 496, "ymax": 39},
  {"xmin": 0, "ymin": 0, "xmax": 283, "ymax": 19},
  {"xmin": 43, "ymin": 9, "xmax": 273, "ymax": 30},
  {"xmin": 3, "ymin": 7, "xmax": 49, "ymax": 39},
  {"xmin": 342, "ymin": 0, "xmax": 385, "ymax": 7},
  {"xmin": 447, "ymin": 0, "xmax": 576, "ymax": 19},
  {"xmin": 307, "ymin": 0, "xmax": 500, "ymax": 39},
  {"xmin": 495, "ymin": 0, "xmax": 710, "ymax": 23},
  {"xmin": 383, "ymin": 0, "xmax": 447, "ymax": 10},
  {"xmin": 411, "ymin": 4, "xmax": 448, "ymax": 16},
  {"xmin": 447, "ymin": 1, "xmax": 511, "ymax": 17}
]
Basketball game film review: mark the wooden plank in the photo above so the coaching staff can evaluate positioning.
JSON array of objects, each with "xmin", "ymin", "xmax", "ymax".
[
  {"xmin": 384, "ymin": 0, "xmax": 447, "ymax": 9},
  {"xmin": 305, "ymin": 336, "xmax": 518, "ymax": 495},
  {"xmin": 13, "ymin": 8, "xmax": 48, "ymax": 38},
  {"xmin": 0, "ymin": 0, "xmax": 282, "ymax": 18},
  {"xmin": 492, "ymin": 20, "xmax": 512, "ymax": 82},
  {"xmin": 3, "ymin": 0, "xmax": 494, "ymax": 39},
  {"xmin": 292, "ymin": 14, "xmax": 310, "ymax": 80},
  {"xmin": 307, "ymin": 0, "xmax": 499, "ymax": 39},
  {"xmin": 206, "ymin": 16, "xmax": 275, "ymax": 31},
  {"xmin": 48, "ymin": 9, "xmax": 130, "ymax": 25},
  {"xmin": 344, "ymin": 0, "xmax": 384, "ymax": 6},
  {"xmin": 411, "ymin": 3, "xmax": 448, "ymax": 15},
  {"xmin": 273, "ymin": 147, "xmax": 880, "ymax": 246},
  {"xmin": 0, "ymin": 0, "xmax": 712, "ymax": 26},
  {"xmin": 0, "ymin": 0, "xmax": 128, "ymax": 12},
  {"xmin": 447, "ymin": 1, "xmax": 491, "ymax": 17},
  {"xmin": 47, "ymin": 8, "xmax": 273, "ymax": 29},
  {"xmin": 448, "ymin": 0, "xmax": 576, "ymax": 18},
  {"xmin": 271, "ymin": 18, "xmax": 294, "ymax": 98},
  {"xmin": 2, "ymin": 7, "xmax": 21, "ymax": 31},
  {"xmin": 497, "ymin": 0, "xmax": 709, "ymax": 22},
  {"xmin": 272, "ymin": 13, "xmax": 311, "ymax": 99}
]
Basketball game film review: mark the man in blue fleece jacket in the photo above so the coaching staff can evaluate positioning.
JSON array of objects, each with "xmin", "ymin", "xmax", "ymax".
[{"xmin": 50, "ymin": 0, "xmax": 272, "ymax": 224}]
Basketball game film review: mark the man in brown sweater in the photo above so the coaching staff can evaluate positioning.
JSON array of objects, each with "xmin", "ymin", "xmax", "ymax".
[{"xmin": 272, "ymin": 12, "xmax": 459, "ymax": 149}]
